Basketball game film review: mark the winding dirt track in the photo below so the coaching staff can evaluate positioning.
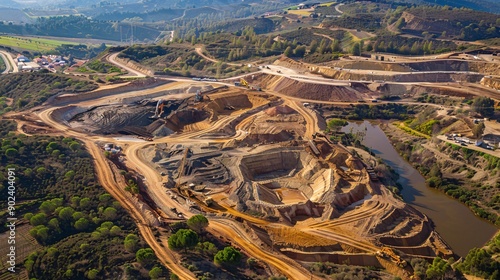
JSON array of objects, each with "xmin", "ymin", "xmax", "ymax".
[
  {"xmin": 28, "ymin": 65, "xmax": 428, "ymax": 279},
  {"xmin": 0, "ymin": 50, "xmax": 19, "ymax": 74},
  {"xmin": 33, "ymin": 82, "xmax": 383, "ymax": 279},
  {"xmin": 287, "ymin": 100, "xmax": 318, "ymax": 139},
  {"xmin": 38, "ymin": 108, "xmax": 196, "ymax": 280}
]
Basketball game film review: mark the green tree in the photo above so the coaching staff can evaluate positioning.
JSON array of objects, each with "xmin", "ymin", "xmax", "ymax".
[
  {"xmin": 472, "ymin": 122, "xmax": 486, "ymax": 139},
  {"xmin": 351, "ymin": 42, "xmax": 361, "ymax": 56},
  {"xmin": 283, "ymin": 46, "xmax": 293, "ymax": 57},
  {"xmin": 214, "ymin": 246, "xmax": 242, "ymax": 266},
  {"xmin": 5, "ymin": 148, "xmax": 18, "ymax": 158},
  {"xmin": 72, "ymin": 211, "xmax": 84, "ymax": 221},
  {"xmin": 48, "ymin": 218, "xmax": 61, "ymax": 232},
  {"xmin": 187, "ymin": 214, "xmax": 209, "ymax": 234},
  {"xmin": 59, "ymin": 207, "xmax": 75, "ymax": 221},
  {"xmin": 458, "ymin": 247, "xmax": 498, "ymax": 278},
  {"xmin": 124, "ymin": 234, "xmax": 139, "ymax": 252},
  {"xmin": 310, "ymin": 40, "xmax": 318, "ymax": 53},
  {"xmin": 110, "ymin": 225, "xmax": 121, "ymax": 236},
  {"xmin": 197, "ymin": 241, "xmax": 218, "ymax": 256},
  {"xmin": 87, "ymin": 268, "xmax": 99, "ymax": 279},
  {"xmin": 136, "ymin": 248, "xmax": 156, "ymax": 266},
  {"xmin": 327, "ymin": 118, "xmax": 348, "ymax": 131},
  {"xmin": 80, "ymin": 197, "xmax": 91, "ymax": 209},
  {"xmin": 69, "ymin": 142, "xmax": 80, "ymax": 151},
  {"xmin": 74, "ymin": 218, "xmax": 90, "ymax": 231},
  {"xmin": 472, "ymin": 96, "xmax": 495, "ymax": 117},
  {"xmin": 426, "ymin": 257, "xmax": 451, "ymax": 280},
  {"xmin": 149, "ymin": 266, "xmax": 163, "ymax": 279},
  {"xmin": 102, "ymin": 207, "xmax": 117, "ymax": 220},
  {"xmin": 168, "ymin": 229, "xmax": 199, "ymax": 252},
  {"xmin": 65, "ymin": 170, "xmax": 75, "ymax": 179},
  {"xmin": 293, "ymin": 45, "xmax": 306, "ymax": 57},
  {"xmin": 30, "ymin": 213, "xmax": 47, "ymax": 226},
  {"xmin": 39, "ymin": 201, "xmax": 57, "ymax": 214}
]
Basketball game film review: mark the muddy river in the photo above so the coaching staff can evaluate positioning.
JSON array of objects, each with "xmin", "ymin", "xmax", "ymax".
[{"xmin": 342, "ymin": 121, "xmax": 498, "ymax": 257}]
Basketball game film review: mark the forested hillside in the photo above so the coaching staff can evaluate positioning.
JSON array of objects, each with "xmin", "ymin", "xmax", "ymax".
[
  {"xmin": 0, "ymin": 73, "xmax": 97, "ymax": 112},
  {"xmin": 0, "ymin": 16, "xmax": 162, "ymax": 42},
  {"xmin": 0, "ymin": 122, "xmax": 168, "ymax": 279}
]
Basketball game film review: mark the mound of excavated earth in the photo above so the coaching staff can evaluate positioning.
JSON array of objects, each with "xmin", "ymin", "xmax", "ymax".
[{"xmin": 256, "ymin": 74, "xmax": 364, "ymax": 102}]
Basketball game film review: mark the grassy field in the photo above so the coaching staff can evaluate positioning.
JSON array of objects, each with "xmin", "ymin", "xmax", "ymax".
[
  {"xmin": 0, "ymin": 36, "xmax": 77, "ymax": 51},
  {"xmin": 319, "ymin": 1, "xmax": 337, "ymax": 7},
  {"xmin": 288, "ymin": 9, "xmax": 313, "ymax": 16}
]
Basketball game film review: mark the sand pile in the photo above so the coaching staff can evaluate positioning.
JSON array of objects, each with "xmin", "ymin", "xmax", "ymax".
[
  {"xmin": 257, "ymin": 75, "xmax": 363, "ymax": 102},
  {"xmin": 265, "ymin": 105, "xmax": 296, "ymax": 116}
]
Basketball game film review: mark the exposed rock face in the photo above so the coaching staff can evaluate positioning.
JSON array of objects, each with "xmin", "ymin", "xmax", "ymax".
[{"xmin": 481, "ymin": 76, "xmax": 500, "ymax": 90}]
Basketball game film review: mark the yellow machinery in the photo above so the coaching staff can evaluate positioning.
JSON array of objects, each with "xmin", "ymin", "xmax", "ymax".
[{"xmin": 240, "ymin": 78, "xmax": 249, "ymax": 88}]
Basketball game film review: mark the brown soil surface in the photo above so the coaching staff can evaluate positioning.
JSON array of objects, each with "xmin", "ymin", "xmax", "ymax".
[{"xmin": 257, "ymin": 74, "xmax": 364, "ymax": 102}]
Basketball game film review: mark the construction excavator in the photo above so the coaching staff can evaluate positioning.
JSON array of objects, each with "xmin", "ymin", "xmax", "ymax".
[
  {"xmin": 240, "ymin": 78, "xmax": 249, "ymax": 88},
  {"xmin": 236, "ymin": 78, "xmax": 261, "ymax": 91},
  {"xmin": 151, "ymin": 99, "xmax": 166, "ymax": 119}
]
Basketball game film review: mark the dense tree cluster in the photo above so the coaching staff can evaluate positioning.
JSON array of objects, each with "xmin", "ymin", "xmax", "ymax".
[
  {"xmin": 0, "ymin": 123, "xmax": 167, "ymax": 279},
  {"xmin": 0, "ymin": 15, "xmax": 161, "ymax": 41},
  {"xmin": 471, "ymin": 96, "xmax": 495, "ymax": 118},
  {"xmin": 458, "ymin": 232, "xmax": 500, "ymax": 279},
  {"xmin": 0, "ymin": 73, "xmax": 96, "ymax": 111}
]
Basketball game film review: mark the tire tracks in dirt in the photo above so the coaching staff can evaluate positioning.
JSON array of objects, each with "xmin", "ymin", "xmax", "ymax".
[{"xmin": 38, "ymin": 107, "xmax": 196, "ymax": 280}]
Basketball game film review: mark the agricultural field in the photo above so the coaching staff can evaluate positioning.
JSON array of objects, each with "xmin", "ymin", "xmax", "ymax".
[
  {"xmin": 0, "ymin": 224, "xmax": 42, "ymax": 279},
  {"xmin": 0, "ymin": 36, "xmax": 77, "ymax": 52},
  {"xmin": 287, "ymin": 9, "xmax": 313, "ymax": 16}
]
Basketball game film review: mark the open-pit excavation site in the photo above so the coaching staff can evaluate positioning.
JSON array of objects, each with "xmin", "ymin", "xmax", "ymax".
[{"xmin": 8, "ymin": 48, "xmax": 500, "ymax": 279}]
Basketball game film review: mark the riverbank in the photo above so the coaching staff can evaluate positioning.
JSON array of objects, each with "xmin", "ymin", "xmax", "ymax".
[
  {"xmin": 382, "ymin": 121, "xmax": 500, "ymax": 226},
  {"xmin": 342, "ymin": 121, "xmax": 498, "ymax": 257}
]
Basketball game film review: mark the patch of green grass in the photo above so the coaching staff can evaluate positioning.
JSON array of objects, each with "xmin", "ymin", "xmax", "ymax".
[
  {"xmin": 0, "ymin": 36, "xmax": 77, "ymax": 51},
  {"xmin": 396, "ymin": 122, "xmax": 431, "ymax": 139},
  {"xmin": 319, "ymin": 2, "xmax": 337, "ymax": 7}
]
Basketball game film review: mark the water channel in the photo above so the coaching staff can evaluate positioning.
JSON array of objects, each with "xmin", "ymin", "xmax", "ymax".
[{"xmin": 341, "ymin": 120, "xmax": 498, "ymax": 257}]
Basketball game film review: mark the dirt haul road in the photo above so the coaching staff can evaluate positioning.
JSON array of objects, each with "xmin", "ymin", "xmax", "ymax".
[
  {"xmin": 31, "ymin": 70, "xmax": 425, "ymax": 279},
  {"xmin": 37, "ymin": 107, "xmax": 196, "ymax": 280},
  {"xmin": 0, "ymin": 50, "xmax": 19, "ymax": 73},
  {"xmin": 107, "ymin": 52, "xmax": 147, "ymax": 78},
  {"xmin": 123, "ymin": 115, "xmax": 321, "ymax": 279},
  {"xmin": 195, "ymin": 47, "xmax": 241, "ymax": 66},
  {"xmin": 209, "ymin": 220, "xmax": 322, "ymax": 280}
]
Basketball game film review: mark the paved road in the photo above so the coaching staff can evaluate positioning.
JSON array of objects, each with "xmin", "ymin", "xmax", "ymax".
[{"xmin": 436, "ymin": 135, "xmax": 500, "ymax": 157}]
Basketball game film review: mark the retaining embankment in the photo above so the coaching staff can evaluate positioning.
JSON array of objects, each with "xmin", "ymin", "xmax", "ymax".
[
  {"xmin": 281, "ymin": 249, "xmax": 382, "ymax": 267},
  {"xmin": 113, "ymin": 56, "xmax": 155, "ymax": 76},
  {"xmin": 481, "ymin": 76, "xmax": 500, "ymax": 90},
  {"xmin": 51, "ymin": 78, "xmax": 170, "ymax": 105}
]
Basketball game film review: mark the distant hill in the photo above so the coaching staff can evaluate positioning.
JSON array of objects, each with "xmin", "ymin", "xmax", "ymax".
[
  {"xmin": 397, "ymin": 6, "xmax": 500, "ymax": 40},
  {"xmin": 0, "ymin": 0, "xmax": 20, "ymax": 8},
  {"xmin": 418, "ymin": 0, "xmax": 500, "ymax": 13},
  {"xmin": 200, "ymin": 18, "xmax": 276, "ymax": 34}
]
